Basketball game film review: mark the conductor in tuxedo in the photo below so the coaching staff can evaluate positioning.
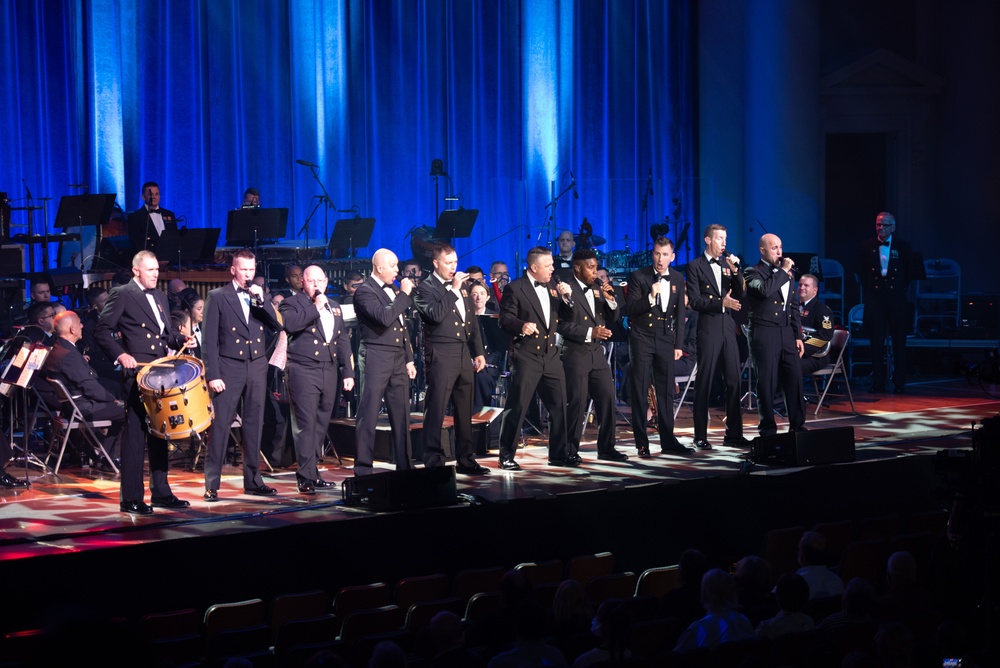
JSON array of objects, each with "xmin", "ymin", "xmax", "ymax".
[
  {"xmin": 413, "ymin": 244, "xmax": 490, "ymax": 475},
  {"xmin": 859, "ymin": 212, "xmax": 917, "ymax": 393},
  {"xmin": 95, "ymin": 250, "xmax": 197, "ymax": 515},
  {"xmin": 352, "ymin": 249, "xmax": 417, "ymax": 476},
  {"xmin": 744, "ymin": 234, "xmax": 806, "ymax": 436},
  {"xmin": 127, "ymin": 181, "xmax": 177, "ymax": 255},
  {"xmin": 201, "ymin": 249, "xmax": 281, "ymax": 501},
  {"xmin": 559, "ymin": 249, "xmax": 628, "ymax": 462},
  {"xmin": 279, "ymin": 265, "xmax": 354, "ymax": 492},
  {"xmin": 686, "ymin": 224, "xmax": 747, "ymax": 450},
  {"xmin": 496, "ymin": 246, "xmax": 574, "ymax": 470},
  {"xmin": 626, "ymin": 237, "xmax": 689, "ymax": 457}
]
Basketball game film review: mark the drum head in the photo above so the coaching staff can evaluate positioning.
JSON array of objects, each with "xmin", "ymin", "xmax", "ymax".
[{"xmin": 138, "ymin": 356, "xmax": 200, "ymax": 392}]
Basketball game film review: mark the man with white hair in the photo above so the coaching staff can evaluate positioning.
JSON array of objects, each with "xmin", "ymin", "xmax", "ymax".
[{"xmin": 352, "ymin": 248, "xmax": 417, "ymax": 475}]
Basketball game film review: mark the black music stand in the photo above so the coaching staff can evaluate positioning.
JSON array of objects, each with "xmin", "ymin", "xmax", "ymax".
[
  {"xmin": 158, "ymin": 227, "xmax": 221, "ymax": 267},
  {"xmin": 329, "ymin": 216, "xmax": 375, "ymax": 260},
  {"xmin": 433, "ymin": 208, "xmax": 478, "ymax": 241},
  {"xmin": 54, "ymin": 194, "xmax": 116, "ymax": 271},
  {"xmin": 226, "ymin": 208, "xmax": 288, "ymax": 247}
]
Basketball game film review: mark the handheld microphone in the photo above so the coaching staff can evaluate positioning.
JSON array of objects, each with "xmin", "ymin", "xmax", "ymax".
[
  {"xmin": 554, "ymin": 276, "xmax": 574, "ymax": 307},
  {"xmin": 296, "ymin": 159, "xmax": 318, "ymax": 168},
  {"xmin": 722, "ymin": 250, "xmax": 740, "ymax": 266},
  {"xmin": 244, "ymin": 280, "xmax": 264, "ymax": 306}
]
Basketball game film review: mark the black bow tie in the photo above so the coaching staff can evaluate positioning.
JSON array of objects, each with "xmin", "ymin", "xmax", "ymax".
[
  {"xmin": 533, "ymin": 280, "xmax": 547, "ymax": 288},
  {"xmin": 148, "ymin": 209, "xmax": 161, "ymax": 214},
  {"xmin": 880, "ymin": 240, "xmax": 890, "ymax": 247},
  {"xmin": 654, "ymin": 273, "xmax": 667, "ymax": 282},
  {"xmin": 708, "ymin": 258, "xmax": 720, "ymax": 265},
  {"xmin": 143, "ymin": 288, "xmax": 157, "ymax": 295},
  {"xmin": 237, "ymin": 288, "xmax": 250, "ymax": 294}
]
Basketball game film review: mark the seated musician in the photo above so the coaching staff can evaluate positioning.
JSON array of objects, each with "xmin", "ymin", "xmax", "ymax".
[
  {"xmin": 797, "ymin": 274, "xmax": 835, "ymax": 375},
  {"xmin": 470, "ymin": 281, "xmax": 501, "ymax": 410}
]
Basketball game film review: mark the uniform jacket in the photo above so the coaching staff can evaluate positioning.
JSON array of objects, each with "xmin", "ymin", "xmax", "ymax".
[
  {"xmin": 744, "ymin": 261, "xmax": 801, "ymax": 331},
  {"xmin": 202, "ymin": 282, "xmax": 281, "ymax": 382},
  {"xmin": 279, "ymin": 290, "xmax": 354, "ymax": 374},
  {"xmin": 859, "ymin": 237, "xmax": 916, "ymax": 302},
  {"xmin": 352, "ymin": 276, "xmax": 414, "ymax": 363},
  {"xmin": 95, "ymin": 280, "xmax": 186, "ymax": 364},
  {"xmin": 413, "ymin": 274, "xmax": 485, "ymax": 358},
  {"xmin": 800, "ymin": 297, "xmax": 834, "ymax": 357},
  {"xmin": 127, "ymin": 206, "xmax": 178, "ymax": 254},
  {"xmin": 499, "ymin": 275, "xmax": 573, "ymax": 359},
  {"xmin": 43, "ymin": 337, "xmax": 118, "ymax": 415},
  {"xmin": 558, "ymin": 276, "xmax": 621, "ymax": 352},
  {"xmin": 625, "ymin": 266, "xmax": 685, "ymax": 344}
]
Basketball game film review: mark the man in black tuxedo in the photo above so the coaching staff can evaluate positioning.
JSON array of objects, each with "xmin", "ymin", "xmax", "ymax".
[
  {"xmin": 859, "ymin": 212, "xmax": 917, "ymax": 393},
  {"xmin": 744, "ymin": 234, "xmax": 806, "ymax": 437},
  {"xmin": 560, "ymin": 249, "xmax": 628, "ymax": 462},
  {"xmin": 797, "ymin": 273, "xmax": 835, "ymax": 375},
  {"xmin": 127, "ymin": 181, "xmax": 178, "ymax": 255},
  {"xmin": 686, "ymin": 224, "xmax": 747, "ymax": 450},
  {"xmin": 496, "ymin": 246, "xmax": 574, "ymax": 470},
  {"xmin": 352, "ymin": 249, "xmax": 417, "ymax": 476},
  {"xmin": 201, "ymin": 249, "xmax": 281, "ymax": 501},
  {"xmin": 413, "ymin": 244, "xmax": 490, "ymax": 475},
  {"xmin": 626, "ymin": 237, "xmax": 689, "ymax": 457},
  {"xmin": 554, "ymin": 230, "xmax": 576, "ymax": 279},
  {"xmin": 280, "ymin": 265, "xmax": 354, "ymax": 492},
  {"xmin": 95, "ymin": 250, "xmax": 196, "ymax": 515},
  {"xmin": 44, "ymin": 311, "xmax": 125, "ymax": 464}
]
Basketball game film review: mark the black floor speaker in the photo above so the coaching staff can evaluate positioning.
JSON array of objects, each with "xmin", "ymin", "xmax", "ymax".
[
  {"xmin": 750, "ymin": 427, "xmax": 856, "ymax": 466},
  {"xmin": 342, "ymin": 465, "xmax": 458, "ymax": 511}
]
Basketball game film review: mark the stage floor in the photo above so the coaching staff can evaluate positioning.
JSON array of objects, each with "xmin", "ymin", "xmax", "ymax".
[{"xmin": 2, "ymin": 377, "xmax": 997, "ymax": 562}]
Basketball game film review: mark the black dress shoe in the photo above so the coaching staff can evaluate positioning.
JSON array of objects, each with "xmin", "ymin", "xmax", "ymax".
[
  {"xmin": 565, "ymin": 454, "xmax": 583, "ymax": 465},
  {"xmin": 722, "ymin": 436, "xmax": 751, "ymax": 448},
  {"xmin": 693, "ymin": 439, "xmax": 713, "ymax": 450},
  {"xmin": 662, "ymin": 443, "xmax": 695, "ymax": 454},
  {"xmin": 597, "ymin": 450, "xmax": 629, "ymax": 462},
  {"xmin": 1, "ymin": 472, "xmax": 28, "ymax": 488},
  {"xmin": 313, "ymin": 478, "xmax": 336, "ymax": 491},
  {"xmin": 244, "ymin": 484, "xmax": 277, "ymax": 496},
  {"xmin": 455, "ymin": 464, "xmax": 491, "ymax": 475},
  {"xmin": 498, "ymin": 458, "xmax": 521, "ymax": 471},
  {"xmin": 151, "ymin": 494, "xmax": 191, "ymax": 509},
  {"xmin": 636, "ymin": 446, "xmax": 651, "ymax": 458},
  {"xmin": 120, "ymin": 500, "xmax": 153, "ymax": 515},
  {"xmin": 203, "ymin": 490, "xmax": 219, "ymax": 502},
  {"xmin": 297, "ymin": 479, "xmax": 315, "ymax": 494}
]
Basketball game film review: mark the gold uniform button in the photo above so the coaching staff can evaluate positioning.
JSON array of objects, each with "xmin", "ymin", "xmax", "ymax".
[
  {"xmin": 239, "ymin": 350, "xmax": 244, "ymax": 355},
  {"xmin": 150, "ymin": 345, "xmax": 155, "ymax": 350},
  {"xmin": 314, "ymin": 351, "xmax": 319, "ymax": 356},
  {"xmin": 232, "ymin": 327, "xmax": 236, "ymax": 331},
  {"xmin": 257, "ymin": 338, "xmax": 261, "ymax": 343},
  {"xmin": 313, "ymin": 339, "xmax": 319, "ymax": 345},
  {"xmin": 146, "ymin": 333, "xmax": 151, "ymax": 338}
]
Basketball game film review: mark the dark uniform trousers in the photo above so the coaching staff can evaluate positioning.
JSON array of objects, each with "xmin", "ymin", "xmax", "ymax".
[
  {"xmin": 745, "ymin": 262, "xmax": 806, "ymax": 436},
  {"xmin": 205, "ymin": 355, "xmax": 268, "ymax": 490},
  {"xmin": 422, "ymin": 341, "xmax": 477, "ymax": 468}
]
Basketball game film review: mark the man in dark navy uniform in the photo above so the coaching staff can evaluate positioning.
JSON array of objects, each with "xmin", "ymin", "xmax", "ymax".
[
  {"xmin": 352, "ymin": 249, "xmax": 417, "ymax": 476},
  {"xmin": 744, "ymin": 234, "xmax": 806, "ymax": 437},
  {"xmin": 685, "ymin": 224, "xmax": 747, "ymax": 450},
  {"xmin": 95, "ymin": 250, "xmax": 196, "ymax": 514},
  {"xmin": 126, "ymin": 181, "xmax": 177, "ymax": 254},
  {"xmin": 859, "ymin": 212, "xmax": 917, "ymax": 393},
  {"xmin": 201, "ymin": 249, "xmax": 281, "ymax": 501},
  {"xmin": 496, "ymin": 246, "xmax": 574, "ymax": 470},
  {"xmin": 413, "ymin": 244, "xmax": 490, "ymax": 475},
  {"xmin": 797, "ymin": 274, "xmax": 835, "ymax": 375},
  {"xmin": 626, "ymin": 237, "xmax": 688, "ymax": 457},
  {"xmin": 560, "ymin": 249, "xmax": 628, "ymax": 462}
]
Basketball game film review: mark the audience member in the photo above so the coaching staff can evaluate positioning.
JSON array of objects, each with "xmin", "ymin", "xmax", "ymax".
[
  {"xmin": 368, "ymin": 639, "xmax": 406, "ymax": 668},
  {"xmin": 659, "ymin": 548, "xmax": 711, "ymax": 627},
  {"xmin": 674, "ymin": 568, "xmax": 755, "ymax": 652},
  {"xmin": 732, "ymin": 554, "xmax": 777, "ymax": 624},
  {"xmin": 796, "ymin": 531, "xmax": 845, "ymax": 601},
  {"xmin": 487, "ymin": 600, "xmax": 567, "ymax": 668},
  {"xmin": 817, "ymin": 577, "xmax": 878, "ymax": 637},
  {"xmin": 550, "ymin": 580, "xmax": 594, "ymax": 663},
  {"xmin": 755, "ymin": 572, "xmax": 815, "ymax": 640},
  {"xmin": 427, "ymin": 610, "xmax": 487, "ymax": 668},
  {"xmin": 876, "ymin": 550, "xmax": 935, "ymax": 625},
  {"xmin": 572, "ymin": 598, "xmax": 632, "ymax": 667}
]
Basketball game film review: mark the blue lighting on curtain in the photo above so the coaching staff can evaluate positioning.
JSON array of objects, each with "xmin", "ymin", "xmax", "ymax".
[{"xmin": 0, "ymin": 0, "xmax": 694, "ymax": 276}]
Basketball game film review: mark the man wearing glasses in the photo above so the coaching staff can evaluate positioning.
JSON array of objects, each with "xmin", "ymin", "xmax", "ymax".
[
  {"xmin": 20, "ymin": 302, "xmax": 56, "ymax": 345},
  {"xmin": 859, "ymin": 212, "xmax": 918, "ymax": 393}
]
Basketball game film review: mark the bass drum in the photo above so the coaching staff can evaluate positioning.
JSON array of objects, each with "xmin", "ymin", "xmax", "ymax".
[
  {"xmin": 630, "ymin": 250, "xmax": 652, "ymax": 270},
  {"xmin": 604, "ymin": 250, "xmax": 633, "ymax": 275},
  {"xmin": 137, "ymin": 355, "xmax": 214, "ymax": 441}
]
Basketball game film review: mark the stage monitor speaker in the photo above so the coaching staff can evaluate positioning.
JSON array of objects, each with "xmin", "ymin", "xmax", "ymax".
[
  {"xmin": 750, "ymin": 427, "xmax": 855, "ymax": 467},
  {"xmin": 342, "ymin": 466, "xmax": 458, "ymax": 511}
]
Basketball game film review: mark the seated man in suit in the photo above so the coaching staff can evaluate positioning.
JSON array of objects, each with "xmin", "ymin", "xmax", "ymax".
[
  {"xmin": 44, "ymin": 311, "xmax": 125, "ymax": 467},
  {"xmin": 127, "ymin": 181, "xmax": 178, "ymax": 255}
]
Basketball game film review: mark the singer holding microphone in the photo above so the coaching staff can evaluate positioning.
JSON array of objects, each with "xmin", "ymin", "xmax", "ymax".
[
  {"xmin": 626, "ymin": 236, "xmax": 689, "ymax": 457},
  {"xmin": 201, "ymin": 249, "xmax": 282, "ymax": 501},
  {"xmin": 352, "ymin": 249, "xmax": 418, "ymax": 476},
  {"xmin": 279, "ymin": 265, "xmax": 355, "ymax": 492},
  {"xmin": 744, "ymin": 234, "xmax": 807, "ymax": 437}
]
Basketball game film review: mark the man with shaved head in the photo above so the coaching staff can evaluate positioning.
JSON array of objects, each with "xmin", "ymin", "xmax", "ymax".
[
  {"xmin": 744, "ymin": 233, "xmax": 806, "ymax": 437},
  {"xmin": 352, "ymin": 248, "xmax": 417, "ymax": 475}
]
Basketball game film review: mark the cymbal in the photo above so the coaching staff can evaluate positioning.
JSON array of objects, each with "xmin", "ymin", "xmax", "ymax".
[{"xmin": 575, "ymin": 234, "xmax": 606, "ymax": 247}]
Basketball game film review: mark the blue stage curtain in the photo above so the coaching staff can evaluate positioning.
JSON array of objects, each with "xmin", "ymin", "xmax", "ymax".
[{"xmin": 0, "ymin": 0, "xmax": 693, "ymax": 274}]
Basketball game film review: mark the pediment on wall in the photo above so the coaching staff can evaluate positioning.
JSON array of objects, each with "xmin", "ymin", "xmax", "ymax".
[{"xmin": 822, "ymin": 48, "xmax": 944, "ymax": 95}]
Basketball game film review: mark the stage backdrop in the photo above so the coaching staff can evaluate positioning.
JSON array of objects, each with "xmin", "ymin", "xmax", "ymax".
[{"xmin": 0, "ymin": 0, "xmax": 694, "ymax": 276}]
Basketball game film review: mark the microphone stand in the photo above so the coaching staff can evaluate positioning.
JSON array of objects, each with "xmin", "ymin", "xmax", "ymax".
[
  {"xmin": 540, "ymin": 179, "xmax": 575, "ymax": 248},
  {"xmin": 298, "ymin": 164, "xmax": 335, "ymax": 250},
  {"xmin": 640, "ymin": 174, "xmax": 653, "ymax": 250}
]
